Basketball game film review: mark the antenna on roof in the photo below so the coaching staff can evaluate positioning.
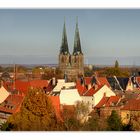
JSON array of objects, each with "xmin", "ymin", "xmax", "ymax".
[{"xmin": 13, "ymin": 63, "xmax": 17, "ymax": 90}]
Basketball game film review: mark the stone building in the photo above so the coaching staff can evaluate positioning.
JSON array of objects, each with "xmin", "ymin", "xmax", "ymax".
[{"xmin": 59, "ymin": 19, "xmax": 84, "ymax": 81}]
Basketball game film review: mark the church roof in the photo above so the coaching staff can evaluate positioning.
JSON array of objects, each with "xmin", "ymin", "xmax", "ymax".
[
  {"xmin": 60, "ymin": 21, "xmax": 70, "ymax": 55},
  {"xmin": 73, "ymin": 18, "xmax": 83, "ymax": 55}
]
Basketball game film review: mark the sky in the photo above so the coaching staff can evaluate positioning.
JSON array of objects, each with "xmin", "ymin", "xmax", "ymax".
[{"xmin": 0, "ymin": 9, "xmax": 140, "ymax": 65}]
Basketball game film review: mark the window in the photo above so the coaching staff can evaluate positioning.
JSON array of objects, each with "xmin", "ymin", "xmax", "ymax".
[
  {"xmin": 61, "ymin": 56, "xmax": 64, "ymax": 63},
  {"xmin": 74, "ymin": 56, "xmax": 77, "ymax": 63}
]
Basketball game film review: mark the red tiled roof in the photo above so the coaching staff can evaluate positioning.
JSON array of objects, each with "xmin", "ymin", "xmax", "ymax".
[
  {"xmin": 76, "ymin": 81, "xmax": 87, "ymax": 96},
  {"xmin": 84, "ymin": 77, "xmax": 92, "ymax": 85},
  {"xmin": 48, "ymin": 96, "xmax": 61, "ymax": 120},
  {"xmin": 76, "ymin": 77, "xmax": 111, "ymax": 96},
  {"xmin": 97, "ymin": 77, "xmax": 111, "ymax": 88},
  {"xmin": 84, "ymin": 85, "xmax": 104, "ymax": 96},
  {"xmin": 121, "ymin": 98, "xmax": 140, "ymax": 111},
  {"xmin": 4, "ymin": 81, "xmax": 30, "ymax": 93},
  {"xmin": 4, "ymin": 80, "xmax": 49, "ymax": 93},
  {"xmin": 0, "ymin": 94, "xmax": 25, "ymax": 114},
  {"xmin": 95, "ymin": 96, "xmax": 109, "ymax": 108},
  {"xmin": 14, "ymin": 80, "xmax": 30, "ymax": 93},
  {"xmin": 29, "ymin": 80, "xmax": 48, "ymax": 88},
  {"xmin": 105, "ymin": 96, "xmax": 120, "ymax": 107},
  {"xmin": 94, "ymin": 95, "xmax": 120, "ymax": 108}
]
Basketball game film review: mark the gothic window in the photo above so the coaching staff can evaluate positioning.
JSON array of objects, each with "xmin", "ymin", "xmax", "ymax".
[
  {"xmin": 61, "ymin": 56, "xmax": 64, "ymax": 63},
  {"xmin": 74, "ymin": 56, "xmax": 77, "ymax": 63}
]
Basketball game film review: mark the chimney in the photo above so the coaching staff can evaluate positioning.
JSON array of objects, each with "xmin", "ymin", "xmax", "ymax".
[
  {"xmin": 93, "ymin": 83, "xmax": 98, "ymax": 90},
  {"xmin": 0, "ymin": 80, "xmax": 3, "ymax": 88},
  {"xmin": 13, "ymin": 64, "xmax": 17, "ymax": 90},
  {"xmin": 52, "ymin": 77, "xmax": 56, "ymax": 86}
]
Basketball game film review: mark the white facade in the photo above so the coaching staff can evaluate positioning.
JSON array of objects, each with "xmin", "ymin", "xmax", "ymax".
[
  {"xmin": 94, "ymin": 85, "xmax": 115, "ymax": 106},
  {"xmin": 60, "ymin": 89, "xmax": 82, "ymax": 105},
  {"xmin": 53, "ymin": 79, "xmax": 75, "ymax": 93},
  {"xmin": 0, "ymin": 86, "xmax": 10, "ymax": 104},
  {"xmin": 126, "ymin": 79, "xmax": 133, "ymax": 91},
  {"xmin": 81, "ymin": 85, "xmax": 116, "ymax": 109}
]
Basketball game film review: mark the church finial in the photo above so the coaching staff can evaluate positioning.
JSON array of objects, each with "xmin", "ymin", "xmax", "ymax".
[
  {"xmin": 64, "ymin": 16, "xmax": 66, "ymax": 23},
  {"xmin": 76, "ymin": 16, "xmax": 78, "ymax": 26}
]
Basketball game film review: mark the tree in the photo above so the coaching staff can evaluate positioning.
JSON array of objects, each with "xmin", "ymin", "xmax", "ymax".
[
  {"xmin": 107, "ymin": 110, "xmax": 122, "ymax": 131},
  {"xmin": 0, "ymin": 122, "xmax": 14, "ymax": 131},
  {"xmin": 0, "ymin": 66, "xmax": 3, "ymax": 72},
  {"xmin": 129, "ymin": 112, "xmax": 140, "ymax": 131},
  {"xmin": 81, "ymin": 111, "xmax": 107, "ymax": 131},
  {"xmin": 75, "ymin": 101, "xmax": 90, "ymax": 123},
  {"xmin": 41, "ymin": 67, "xmax": 63, "ymax": 80},
  {"xmin": 115, "ymin": 60, "xmax": 119, "ymax": 69},
  {"xmin": 98, "ymin": 67, "xmax": 130, "ymax": 77},
  {"xmin": 61, "ymin": 105, "xmax": 80, "ymax": 131},
  {"xmin": 7, "ymin": 88, "xmax": 58, "ymax": 131},
  {"xmin": 84, "ymin": 67, "xmax": 93, "ymax": 77},
  {"xmin": 17, "ymin": 65, "xmax": 27, "ymax": 73},
  {"xmin": 60, "ymin": 101, "xmax": 90, "ymax": 131}
]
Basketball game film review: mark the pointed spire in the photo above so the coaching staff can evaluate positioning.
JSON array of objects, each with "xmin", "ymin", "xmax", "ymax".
[
  {"xmin": 73, "ymin": 17, "xmax": 82, "ymax": 55},
  {"xmin": 60, "ymin": 18, "xmax": 69, "ymax": 55}
]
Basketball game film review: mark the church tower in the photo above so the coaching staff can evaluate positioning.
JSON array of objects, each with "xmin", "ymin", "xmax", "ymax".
[
  {"xmin": 71, "ymin": 18, "xmax": 84, "ymax": 76},
  {"xmin": 58, "ymin": 18, "xmax": 84, "ymax": 81},
  {"xmin": 59, "ymin": 20, "xmax": 70, "ymax": 71}
]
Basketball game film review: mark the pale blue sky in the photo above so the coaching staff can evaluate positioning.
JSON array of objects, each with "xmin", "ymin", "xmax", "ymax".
[{"xmin": 0, "ymin": 9, "xmax": 140, "ymax": 65}]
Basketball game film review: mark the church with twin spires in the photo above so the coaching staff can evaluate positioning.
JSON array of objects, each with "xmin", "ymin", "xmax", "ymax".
[{"xmin": 59, "ymin": 19, "xmax": 84, "ymax": 81}]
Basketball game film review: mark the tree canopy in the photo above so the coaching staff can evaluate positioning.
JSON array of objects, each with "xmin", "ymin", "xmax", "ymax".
[
  {"xmin": 6, "ymin": 88, "xmax": 58, "ymax": 131},
  {"xmin": 107, "ymin": 110, "xmax": 122, "ymax": 131}
]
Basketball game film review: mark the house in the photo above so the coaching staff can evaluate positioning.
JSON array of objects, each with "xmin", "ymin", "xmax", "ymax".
[
  {"xmin": 107, "ymin": 77, "xmax": 130, "ymax": 91},
  {"xmin": 126, "ymin": 78, "xmax": 134, "ymax": 91},
  {"xmin": 120, "ymin": 98, "xmax": 140, "ymax": 124},
  {"xmin": 75, "ymin": 76, "xmax": 116, "ymax": 111},
  {"xmin": 94, "ymin": 95, "xmax": 121, "ymax": 118},
  {"xmin": 3, "ymin": 79, "xmax": 52, "ymax": 95},
  {"xmin": 76, "ymin": 76, "xmax": 111, "ymax": 96},
  {"xmin": 81, "ymin": 84, "xmax": 116, "ymax": 111},
  {"xmin": 52, "ymin": 79, "xmax": 76, "ymax": 95},
  {"xmin": 95, "ymin": 95, "xmax": 121, "ymax": 108},
  {"xmin": 131, "ymin": 76, "xmax": 139, "ymax": 88},
  {"xmin": 0, "ymin": 94, "xmax": 25, "ymax": 126},
  {"xmin": 79, "ymin": 76, "xmax": 111, "ymax": 90}
]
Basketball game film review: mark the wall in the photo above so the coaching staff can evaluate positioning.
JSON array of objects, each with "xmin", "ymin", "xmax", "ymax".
[
  {"xmin": 94, "ymin": 85, "xmax": 116, "ymax": 107},
  {"xmin": 60, "ymin": 89, "xmax": 82, "ymax": 105}
]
